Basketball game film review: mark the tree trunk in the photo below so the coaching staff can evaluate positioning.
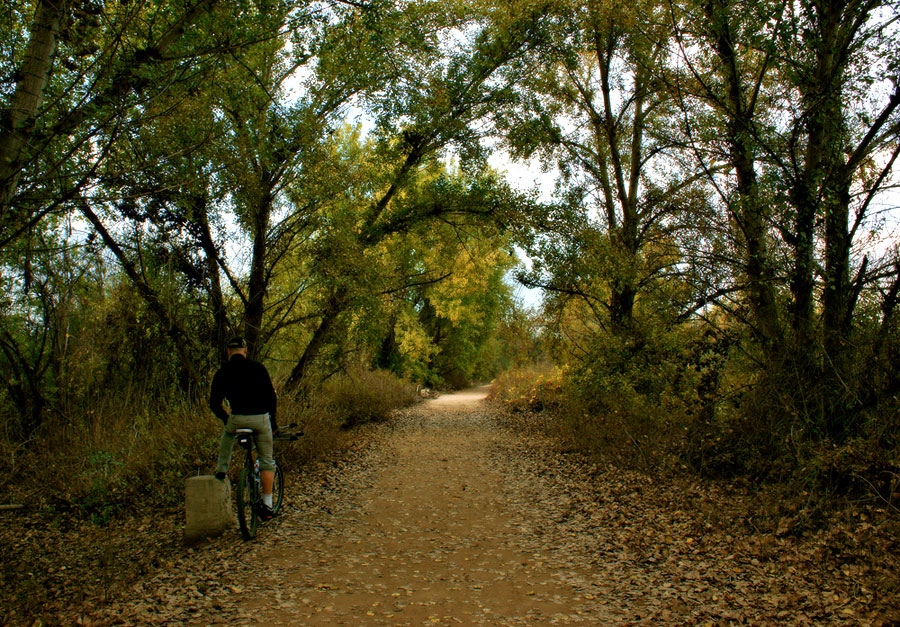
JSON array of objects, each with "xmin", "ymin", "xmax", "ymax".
[
  {"xmin": 0, "ymin": 0, "xmax": 65, "ymax": 214},
  {"xmin": 609, "ymin": 283, "xmax": 636, "ymax": 329},
  {"xmin": 285, "ymin": 288, "xmax": 348, "ymax": 391},
  {"xmin": 594, "ymin": 25, "xmax": 642, "ymax": 330},
  {"xmin": 797, "ymin": 0, "xmax": 856, "ymax": 436},
  {"xmin": 707, "ymin": 0, "xmax": 782, "ymax": 354},
  {"xmin": 788, "ymin": 178, "xmax": 817, "ymax": 356},
  {"xmin": 77, "ymin": 200, "xmax": 204, "ymax": 391},
  {"xmin": 193, "ymin": 194, "xmax": 230, "ymax": 358},
  {"xmin": 244, "ymin": 188, "xmax": 272, "ymax": 358},
  {"xmin": 822, "ymin": 173, "xmax": 853, "ymax": 366},
  {"xmin": 376, "ymin": 313, "xmax": 399, "ymax": 370}
]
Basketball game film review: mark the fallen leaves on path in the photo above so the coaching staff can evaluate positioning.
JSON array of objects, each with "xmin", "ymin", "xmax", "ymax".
[
  {"xmin": 3, "ymin": 390, "xmax": 899, "ymax": 626},
  {"xmin": 492, "ymin": 410, "xmax": 900, "ymax": 626}
]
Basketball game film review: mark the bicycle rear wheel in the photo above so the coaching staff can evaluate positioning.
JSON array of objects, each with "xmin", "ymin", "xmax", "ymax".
[
  {"xmin": 236, "ymin": 468, "xmax": 259, "ymax": 540},
  {"xmin": 271, "ymin": 464, "xmax": 285, "ymax": 514}
]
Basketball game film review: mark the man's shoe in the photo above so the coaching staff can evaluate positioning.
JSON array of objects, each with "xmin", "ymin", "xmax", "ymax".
[
  {"xmin": 214, "ymin": 472, "xmax": 227, "ymax": 481},
  {"xmin": 258, "ymin": 503, "xmax": 275, "ymax": 521}
]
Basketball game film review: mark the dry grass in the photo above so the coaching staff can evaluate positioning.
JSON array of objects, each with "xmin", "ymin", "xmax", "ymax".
[
  {"xmin": 1, "ymin": 391, "xmax": 219, "ymax": 521},
  {"xmin": 315, "ymin": 368, "xmax": 420, "ymax": 429},
  {"xmin": 0, "ymin": 368, "xmax": 419, "ymax": 521}
]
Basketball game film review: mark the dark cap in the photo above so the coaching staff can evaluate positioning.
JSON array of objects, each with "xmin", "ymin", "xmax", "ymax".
[{"xmin": 226, "ymin": 336, "xmax": 246, "ymax": 349}]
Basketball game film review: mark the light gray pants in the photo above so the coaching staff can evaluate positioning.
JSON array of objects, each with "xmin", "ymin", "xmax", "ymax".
[{"xmin": 216, "ymin": 413, "xmax": 276, "ymax": 473}]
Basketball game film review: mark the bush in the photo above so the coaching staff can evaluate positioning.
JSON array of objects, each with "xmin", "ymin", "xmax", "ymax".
[
  {"xmin": 275, "ymin": 369, "xmax": 418, "ymax": 468},
  {"xmin": 490, "ymin": 363, "xmax": 564, "ymax": 413},
  {"xmin": 492, "ymin": 325, "xmax": 737, "ymax": 471},
  {"xmin": 565, "ymin": 326, "xmax": 712, "ymax": 467},
  {"xmin": 496, "ymin": 330, "xmax": 900, "ymax": 517},
  {"xmin": 319, "ymin": 368, "xmax": 419, "ymax": 429}
]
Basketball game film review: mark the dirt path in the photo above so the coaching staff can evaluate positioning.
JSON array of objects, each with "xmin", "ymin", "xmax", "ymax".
[
  {"xmin": 236, "ymin": 386, "xmax": 609, "ymax": 626},
  {"xmin": 90, "ymin": 387, "xmax": 897, "ymax": 626}
]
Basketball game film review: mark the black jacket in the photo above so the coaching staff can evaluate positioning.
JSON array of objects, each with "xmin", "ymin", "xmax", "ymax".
[{"xmin": 209, "ymin": 354, "xmax": 277, "ymax": 431}]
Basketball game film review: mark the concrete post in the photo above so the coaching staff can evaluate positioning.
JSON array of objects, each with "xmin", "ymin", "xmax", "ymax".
[{"xmin": 184, "ymin": 475, "xmax": 233, "ymax": 544}]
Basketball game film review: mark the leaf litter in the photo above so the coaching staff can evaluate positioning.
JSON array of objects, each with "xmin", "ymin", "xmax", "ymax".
[{"xmin": 2, "ymin": 387, "xmax": 898, "ymax": 626}]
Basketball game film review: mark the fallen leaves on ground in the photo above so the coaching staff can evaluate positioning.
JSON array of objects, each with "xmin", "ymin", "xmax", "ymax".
[{"xmin": 2, "ymin": 394, "xmax": 898, "ymax": 626}]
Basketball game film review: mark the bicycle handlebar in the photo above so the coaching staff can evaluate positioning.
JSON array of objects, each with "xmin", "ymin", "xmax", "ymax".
[{"xmin": 273, "ymin": 423, "xmax": 303, "ymax": 441}]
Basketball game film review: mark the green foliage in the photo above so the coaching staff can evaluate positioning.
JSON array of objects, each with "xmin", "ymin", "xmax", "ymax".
[
  {"xmin": 1, "ymin": 0, "xmax": 898, "ymax": 521},
  {"xmin": 485, "ymin": 0, "xmax": 900, "ymax": 508},
  {"xmin": 2, "ymin": 0, "xmax": 546, "ymax": 447}
]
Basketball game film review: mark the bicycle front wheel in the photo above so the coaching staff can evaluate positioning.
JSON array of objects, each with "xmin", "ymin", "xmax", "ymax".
[
  {"xmin": 236, "ymin": 468, "xmax": 259, "ymax": 540},
  {"xmin": 271, "ymin": 464, "xmax": 285, "ymax": 514}
]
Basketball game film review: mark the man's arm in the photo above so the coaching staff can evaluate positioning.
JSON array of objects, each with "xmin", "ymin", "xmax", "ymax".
[
  {"xmin": 208, "ymin": 371, "xmax": 229, "ymax": 423},
  {"xmin": 268, "ymin": 384, "xmax": 278, "ymax": 433},
  {"xmin": 263, "ymin": 365, "xmax": 277, "ymax": 432}
]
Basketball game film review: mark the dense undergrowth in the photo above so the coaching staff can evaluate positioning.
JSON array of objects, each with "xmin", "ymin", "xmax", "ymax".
[
  {"xmin": 490, "ymin": 363, "xmax": 900, "ymax": 528},
  {"xmin": 0, "ymin": 368, "xmax": 419, "ymax": 523}
]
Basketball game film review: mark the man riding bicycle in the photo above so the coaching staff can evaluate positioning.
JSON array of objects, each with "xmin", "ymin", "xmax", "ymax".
[{"xmin": 209, "ymin": 336, "xmax": 279, "ymax": 520}]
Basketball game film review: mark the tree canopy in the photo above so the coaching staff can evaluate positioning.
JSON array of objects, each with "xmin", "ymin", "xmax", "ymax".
[{"xmin": 2, "ymin": 0, "xmax": 900, "ymax": 467}]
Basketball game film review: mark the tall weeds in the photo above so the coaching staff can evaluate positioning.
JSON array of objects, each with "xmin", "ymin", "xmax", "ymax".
[{"xmin": 0, "ymin": 369, "xmax": 418, "ymax": 522}]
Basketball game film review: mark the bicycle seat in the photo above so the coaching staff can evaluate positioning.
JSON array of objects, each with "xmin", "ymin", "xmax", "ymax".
[{"xmin": 235, "ymin": 428, "xmax": 255, "ymax": 448}]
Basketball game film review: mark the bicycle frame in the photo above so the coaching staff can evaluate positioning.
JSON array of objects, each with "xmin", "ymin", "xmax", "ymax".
[
  {"xmin": 235, "ymin": 429, "xmax": 261, "ymax": 540},
  {"xmin": 233, "ymin": 428, "xmax": 286, "ymax": 540}
]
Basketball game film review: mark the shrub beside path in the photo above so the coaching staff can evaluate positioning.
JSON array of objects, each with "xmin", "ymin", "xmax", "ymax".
[{"xmin": 85, "ymin": 386, "xmax": 896, "ymax": 626}]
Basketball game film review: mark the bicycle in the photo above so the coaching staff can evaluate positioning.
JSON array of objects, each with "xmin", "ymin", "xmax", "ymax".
[{"xmin": 233, "ymin": 425, "xmax": 300, "ymax": 540}]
